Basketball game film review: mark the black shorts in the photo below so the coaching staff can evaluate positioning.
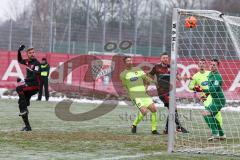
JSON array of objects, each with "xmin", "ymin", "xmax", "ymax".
[{"xmin": 158, "ymin": 93, "xmax": 169, "ymax": 108}]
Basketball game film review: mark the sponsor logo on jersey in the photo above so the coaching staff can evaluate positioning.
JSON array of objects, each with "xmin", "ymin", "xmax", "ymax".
[
  {"xmin": 201, "ymin": 81, "xmax": 208, "ymax": 86},
  {"xmin": 130, "ymin": 77, "xmax": 138, "ymax": 81},
  {"xmin": 214, "ymin": 80, "xmax": 219, "ymax": 85}
]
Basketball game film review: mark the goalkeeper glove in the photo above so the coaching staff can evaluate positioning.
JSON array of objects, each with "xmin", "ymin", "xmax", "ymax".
[
  {"xmin": 18, "ymin": 44, "xmax": 25, "ymax": 52},
  {"xmin": 193, "ymin": 85, "xmax": 203, "ymax": 92},
  {"xmin": 17, "ymin": 77, "xmax": 22, "ymax": 83},
  {"xmin": 16, "ymin": 78, "xmax": 25, "ymax": 86}
]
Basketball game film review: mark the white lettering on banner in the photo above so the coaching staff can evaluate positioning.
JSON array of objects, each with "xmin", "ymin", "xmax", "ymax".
[
  {"xmin": 2, "ymin": 60, "xmax": 24, "ymax": 80},
  {"xmin": 229, "ymin": 71, "xmax": 240, "ymax": 91},
  {"xmin": 49, "ymin": 62, "xmax": 64, "ymax": 83},
  {"xmin": 176, "ymin": 63, "xmax": 198, "ymax": 92},
  {"xmin": 67, "ymin": 63, "xmax": 72, "ymax": 85},
  {"xmin": 135, "ymin": 62, "xmax": 198, "ymax": 92}
]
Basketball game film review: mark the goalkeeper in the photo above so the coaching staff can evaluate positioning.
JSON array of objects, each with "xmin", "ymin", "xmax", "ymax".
[
  {"xmin": 193, "ymin": 59, "xmax": 226, "ymax": 141},
  {"xmin": 188, "ymin": 59, "xmax": 223, "ymax": 129},
  {"xmin": 120, "ymin": 56, "xmax": 160, "ymax": 135}
]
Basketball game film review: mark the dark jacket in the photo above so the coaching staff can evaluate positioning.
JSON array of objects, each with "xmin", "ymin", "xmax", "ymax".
[{"xmin": 18, "ymin": 50, "xmax": 41, "ymax": 86}]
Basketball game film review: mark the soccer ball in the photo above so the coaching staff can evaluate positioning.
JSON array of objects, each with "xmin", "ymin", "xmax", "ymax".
[{"xmin": 185, "ymin": 16, "xmax": 197, "ymax": 28}]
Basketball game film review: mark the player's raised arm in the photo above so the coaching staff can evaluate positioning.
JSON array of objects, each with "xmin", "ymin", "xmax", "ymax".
[{"xmin": 17, "ymin": 45, "xmax": 27, "ymax": 65}]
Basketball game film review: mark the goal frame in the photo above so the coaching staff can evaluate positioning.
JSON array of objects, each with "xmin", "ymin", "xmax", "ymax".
[{"xmin": 168, "ymin": 8, "xmax": 240, "ymax": 153}]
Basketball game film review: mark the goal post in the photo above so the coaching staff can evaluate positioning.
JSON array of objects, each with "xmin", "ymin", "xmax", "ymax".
[
  {"xmin": 168, "ymin": 8, "xmax": 240, "ymax": 156},
  {"xmin": 168, "ymin": 8, "xmax": 180, "ymax": 153}
]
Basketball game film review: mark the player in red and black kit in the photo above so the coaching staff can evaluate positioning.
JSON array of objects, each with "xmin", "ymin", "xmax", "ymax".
[
  {"xmin": 16, "ymin": 45, "xmax": 40, "ymax": 131},
  {"xmin": 149, "ymin": 53, "xmax": 188, "ymax": 134}
]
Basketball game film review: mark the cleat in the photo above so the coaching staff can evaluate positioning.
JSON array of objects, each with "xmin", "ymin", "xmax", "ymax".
[
  {"xmin": 176, "ymin": 128, "xmax": 182, "ymax": 132},
  {"xmin": 219, "ymin": 135, "xmax": 226, "ymax": 140},
  {"xmin": 131, "ymin": 125, "xmax": 137, "ymax": 134},
  {"xmin": 152, "ymin": 130, "xmax": 161, "ymax": 135},
  {"xmin": 178, "ymin": 127, "xmax": 189, "ymax": 133},
  {"xmin": 163, "ymin": 130, "xmax": 168, "ymax": 135},
  {"xmin": 20, "ymin": 127, "xmax": 32, "ymax": 131},
  {"xmin": 19, "ymin": 111, "xmax": 28, "ymax": 116},
  {"xmin": 208, "ymin": 134, "xmax": 219, "ymax": 141}
]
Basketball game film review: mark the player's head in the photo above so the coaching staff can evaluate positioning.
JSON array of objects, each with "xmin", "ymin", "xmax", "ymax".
[
  {"xmin": 210, "ymin": 59, "xmax": 219, "ymax": 72},
  {"xmin": 27, "ymin": 47, "xmax": 35, "ymax": 60},
  {"xmin": 198, "ymin": 58, "xmax": 206, "ymax": 71},
  {"xmin": 123, "ymin": 56, "xmax": 132, "ymax": 68},
  {"xmin": 42, "ymin": 57, "xmax": 47, "ymax": 64},
  {"xmin": 160, "ymin": 52, "xmax": 169, "ymax": 65}
]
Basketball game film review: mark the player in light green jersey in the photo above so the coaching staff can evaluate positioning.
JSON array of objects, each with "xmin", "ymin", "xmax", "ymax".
[{"xmin": 120, "ymin": 56, "xmax": 159, "ymax": 135}]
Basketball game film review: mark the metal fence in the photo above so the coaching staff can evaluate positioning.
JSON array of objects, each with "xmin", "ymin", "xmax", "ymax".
[
  {"xmin": 0, "ymin": 0, "xmax": 238, "ymax": 57},
  {"xmin": 0, "ymin": 0, "xmax": 171, "ymax": 56}
]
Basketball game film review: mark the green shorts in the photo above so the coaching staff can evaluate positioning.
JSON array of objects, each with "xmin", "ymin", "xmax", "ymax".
[{"xmin": 131, "ymin": 94, "xmax": 153, "ymax": 109}]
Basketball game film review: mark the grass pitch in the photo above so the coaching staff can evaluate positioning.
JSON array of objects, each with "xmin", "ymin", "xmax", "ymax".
[{"xmin": 0, "ymin": 99, "xmax": 239, "ymax": 160}]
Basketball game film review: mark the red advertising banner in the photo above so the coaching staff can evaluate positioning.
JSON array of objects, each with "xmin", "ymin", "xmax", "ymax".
[{"xmin": 0, "ymin": 51, "xmax": 239, "ymax": 99}]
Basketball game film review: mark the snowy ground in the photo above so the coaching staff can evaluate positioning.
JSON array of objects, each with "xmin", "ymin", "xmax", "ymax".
[{"xmin": 1, "ymin": 88, "xmax": 240, "ymax": 112}]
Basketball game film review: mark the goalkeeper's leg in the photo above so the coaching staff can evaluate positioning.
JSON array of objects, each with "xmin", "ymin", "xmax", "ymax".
[
  {"xmin": 202, "ymin": 103, "xmax": 225, "ymax": 140},
  {"xmin": 215, "ymin": 110, "xmax": 225, "ymax": 137},
  {"xmin": 215, "ymin": 111, "xmax": 223, "ymax": 127}
]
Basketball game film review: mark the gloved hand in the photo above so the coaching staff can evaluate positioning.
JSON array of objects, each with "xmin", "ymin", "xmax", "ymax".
[
  {"xmin": 17, "ymin": 77, "xmax": 23, "ymax": 83},
  {"xmin": 18, "ymin": 45, "xmax": 25, "ymax": 52},
  {"xmin": 17, "ymin": 78, "xmax": 25, "ymax": 86},
  {"xmin": 193, "ymin": 85, "xmax": 203, "ymax": 92}
]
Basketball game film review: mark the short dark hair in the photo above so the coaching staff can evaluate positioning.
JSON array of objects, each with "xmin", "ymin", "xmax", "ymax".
[
  {"xmin": 42, "ymin": 58, "xmax": 47, "ymax": 61},
  {"xmin": 212, "ymin": 58, "xmax": 219, "ymax": 65},
  {"xmin": 123, "ymin": 55, "xmax": 131, "ymax": 62},
  {"xmin": 160, "ymin": 52, "xmax": 169, "ymax": 57}
]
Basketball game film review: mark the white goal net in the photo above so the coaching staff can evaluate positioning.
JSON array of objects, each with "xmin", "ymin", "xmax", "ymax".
[{"xmin": 169, "ymin": 9, "xmax": 240, "ymax": 156}]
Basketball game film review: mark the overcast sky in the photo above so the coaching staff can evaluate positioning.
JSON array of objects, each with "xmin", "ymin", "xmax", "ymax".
[{"xmin": 0, "ymin": 0, "xmax": 31, "ymax": 23}]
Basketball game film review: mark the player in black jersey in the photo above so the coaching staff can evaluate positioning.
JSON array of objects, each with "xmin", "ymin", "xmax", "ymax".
[
  {"xmin": 149, "ymin": 53, "xmax": 188, "ymax": 134},
  {"xmin": 16, "ymin": 45, "xmax": 40, "ymax": 131}
]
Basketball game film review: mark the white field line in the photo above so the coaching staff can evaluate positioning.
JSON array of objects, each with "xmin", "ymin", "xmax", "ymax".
[{"xmin": 96, "ymin": 151, "xmax": 162, "ymax": 160}]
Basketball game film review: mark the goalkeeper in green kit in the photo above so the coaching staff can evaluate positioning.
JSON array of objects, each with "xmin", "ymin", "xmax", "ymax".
[
  {"xmin": 193, "ymin": 59, "xmax": 226, "ymax": 141},
  {"xmin": 120, "ymin": 56, "xmax": 160, "ymax": 135},
  {"xmin": 188, "ymin": 59, "xmax": 223, "ymax": 130}
]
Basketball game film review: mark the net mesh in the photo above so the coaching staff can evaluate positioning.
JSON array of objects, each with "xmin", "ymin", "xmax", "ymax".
[{"xmin": 174, "ymin": 10, "xmax": 240, "ymax": 156}]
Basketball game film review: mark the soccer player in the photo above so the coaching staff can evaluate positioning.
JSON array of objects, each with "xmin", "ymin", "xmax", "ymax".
[
  {"xmin": 149, "ymin": 52, "xmax": 188, "ymax": 134},
  {"xmin": 194, "ymin": 59, "xmax": 226, "ymax": 141},
  {"xmin": 16, "ymin": 45, "xmax": 40, "ymax": 131},
  {"xmin": 188, "ymin": 59, "xmax": 223, "ymax": 128},
  {"xmin": 120, "ymin": 56, "xmax": 159, "ymax": 135}
]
